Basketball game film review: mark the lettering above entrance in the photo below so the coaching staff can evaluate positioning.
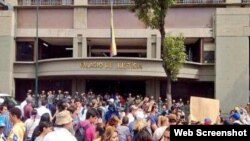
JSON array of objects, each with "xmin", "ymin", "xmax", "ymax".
[{"xmin": 80, "ymin": 61, "xmax": 143, "ymax": 70}]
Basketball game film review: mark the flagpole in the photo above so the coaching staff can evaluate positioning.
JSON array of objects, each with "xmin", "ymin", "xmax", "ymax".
[
  {"xmin": 35, "ymin": 0, "xmax": 39, "ymax": 107},
  {"xmin": 110, "ymin": 0, "xmax": 113, "ymax": 57}
]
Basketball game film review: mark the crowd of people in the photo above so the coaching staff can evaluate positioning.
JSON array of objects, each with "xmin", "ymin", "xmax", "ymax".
[{"xmin": 0, "ymin": 89, "xmax": 249, "ymax": 141}]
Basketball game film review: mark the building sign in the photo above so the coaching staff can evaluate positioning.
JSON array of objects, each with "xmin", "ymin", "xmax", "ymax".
[{"xmin": 80, "ymin": 61, "xmax": 143, "ymax": 69}]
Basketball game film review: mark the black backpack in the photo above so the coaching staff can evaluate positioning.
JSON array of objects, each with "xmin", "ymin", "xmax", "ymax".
[{"xmin": 75, "ymin": 108, "xmax": 89, "ymax": 141}]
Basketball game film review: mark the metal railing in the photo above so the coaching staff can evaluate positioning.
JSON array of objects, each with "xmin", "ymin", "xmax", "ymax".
[
  {"xmin": 242, "ymin": 0, "xmax": 250, "ymax": 3},
  {"xmin": 88, "ymin": 0, "xmax": 226, "ymax": 5},
  {"xmin": 176, "ymin": 0, "xmax": 225, "ymax": 4},
  {"xmin": 88, "ymin": 0, "xmax": 134, "ymax": 5},
  {"xmin": 18, "ymin": 0, "xmax": 74, "ymax": 6}
]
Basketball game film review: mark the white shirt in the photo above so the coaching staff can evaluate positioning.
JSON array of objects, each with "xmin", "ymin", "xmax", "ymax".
[
  {"xmin": 153, "ymin": 126, "xmax": 168, "ymax": 141},
  {"xmin": 43, "ymin": 127, "xmax": 77, "ymax": 141},
  {"xmin": 127, "ymin": 113, "xmax": 135, "ymax": 124},
  {"xmin": 0, "ymin": 133, "xmax": 6, "ymax": 141},
  {"xmin": 36, "ymin": 106, "xmax": 52, "ymax": 118},
  {"xmin": 20, "ymin": 100, "xmax": 27, "ymax": 117},
  {"xmin": 25, "ymin": 118, "xmax": 40, "ymax": 137}
]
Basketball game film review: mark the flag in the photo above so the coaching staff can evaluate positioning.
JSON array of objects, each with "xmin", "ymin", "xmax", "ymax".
[{"xmin": 110, "ymin": 1, "xmax": 117, "ymax": 57}]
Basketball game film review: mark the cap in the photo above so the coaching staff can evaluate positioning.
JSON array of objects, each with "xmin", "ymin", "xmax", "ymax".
[
  {"xmin": 108, "ymin": 98, "xmax": 114, "ymax": 103},
  {"xmin": 230, "ymin": 112, "xmax": 240, "ymax": 120}
]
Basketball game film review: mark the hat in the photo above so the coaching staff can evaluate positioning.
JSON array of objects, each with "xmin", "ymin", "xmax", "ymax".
[
  {"xmin": 230, "ymin": 112, "xmax": 240, "ymax": 120},
  {"xmin": 234, "ymin": 107, "xmax": 240, "ymax": 112},
  {"xmin": 0, "ymin": 117, "xmax": 5, "ymax": 127},
  {"xmin": 55, "ymin": 111, "xmax": 72, "ymax": 125},
  {"xmin": 168, "ymin": 114, "xmax": 177, "ymax": 122},
  {"xmin": 108, "ymin": 98, "xmax": 114, "ymax": 103},
  {"xmin": 204, "ymin": 118, "xmax": 212, "ymax": 125}
]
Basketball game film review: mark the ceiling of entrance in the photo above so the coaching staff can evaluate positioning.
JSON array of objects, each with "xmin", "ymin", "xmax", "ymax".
[
  {"xmin": 88, "ymin": 38, "xmax": 147, "ymax": 46},
  {"xmin": 41, "ymin": 38, "xmax": 73, "ymax": 46}
]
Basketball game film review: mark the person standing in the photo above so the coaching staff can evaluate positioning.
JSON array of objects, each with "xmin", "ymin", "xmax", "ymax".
[
  {"xmin": 24, "ymin": 109, "xmax": 40, "ymax": 141},
  {"xmin": 0, "ymin": 105, "xmax": 12, "ymax": 138},
  {"xmin": 7, "ymin": 107, "xmax": 25, "ymax": 141},
  {"xmin": 0, "ymin": 117, "xmax": 7, "ymax": 141},
  {"xmin": 43, "ymin": 111, "xmax": 76, "ymax": 141}
]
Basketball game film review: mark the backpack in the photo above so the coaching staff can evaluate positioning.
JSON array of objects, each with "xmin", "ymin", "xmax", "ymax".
[{"xmin": 75, "ymin": 123, "xmax": 90, "ymax": 141}]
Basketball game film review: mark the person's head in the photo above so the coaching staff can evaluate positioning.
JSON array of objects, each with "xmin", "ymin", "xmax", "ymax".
[
  {"xmin": 27, "ymin": 89, "xmax": 32, "ymax": 94},
  {"xmin": 74, "ymin": 98, "xmax": 82, "ymax": 108},
  {"xmin": 135, "ymin": 127, "xmax": 152, "ymax": 141},
  {"xmin": 38, "ymin": 121, "xmax": 53, "ymax": 136},
  {"xmin": 26, "ymin": 96, "xmax": 33, "ymax": 104},
  {"xmin": 204, "ymin": 118, "xmax": 212, "ymax": 125},
  {"xmin": 0, "ymin": 105, "xmax": 8, "ymax": 114},
  {"xmin": 229, "ymin": 112, "xmax": 241, "ymax": 122},
  {"xmin": 167, "ymin": 114, "xmax": 177, "ymax": 125},
  {"xmin": 108, "ymin": 98, "xmax": 114, "ymax": 105},
  {"xmin": 134, "ymin": 119, "xmax": 147, "ymax": 131},
  {"xmin": 57, "ymin": 100, "xmax": 68, "ymax": 112},
  {"xmin": 67, "ymin": 106, "xmax": 76, "ymax": 118},
  {"xmin": 92, "ymin": 99, "xmax": 98, "ymax": 108},
  {"xmin": 122, "ymin": 116, "xmax": 129, "ymax": 125},
  {"xmin": 86, "ymin": 108, "xmax": 98, "ymax": 124},
  {"xmin": 107, "ymin": 115, "xmax": 119, "ymax": 127},
  {"xmin": 41, "ymin": 99, "xmax": 47, "ymax": 106},
  {"xmin": 162, "ymin": 127, "xmax": 170, "ymax": 141},
  {"xmin": 31, "ymin": 109, "xmax": 38, "ymax": 118},
  {"xmin": 103, "ymin": 126, "xmax": 119, "ymax": 141},
  {"xmin": 9, "ymin": 107, "xmax": 22, "ymax": 124},
  {"xmin": 95, "ymin": 123, "xmax": 105, "ymax": 139},
  {"xmin": 162, "ymin": 105, "xmax": 167, "ymax": 111},
  {"xmin": 40, "ymin": 113, "xmax": 51, "ymax": 123},
  {"xmin": 55, "ymin": 111, "xmax": 73, "ymax": 130}
]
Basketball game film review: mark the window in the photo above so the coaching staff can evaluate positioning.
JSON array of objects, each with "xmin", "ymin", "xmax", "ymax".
[
  {"xmin": 203, "ymin": 51, "xmax": 215, "ymax": 63},
  {"xmin": 16, "ymin": 41, "xmax": 34, "ymax": 61}
]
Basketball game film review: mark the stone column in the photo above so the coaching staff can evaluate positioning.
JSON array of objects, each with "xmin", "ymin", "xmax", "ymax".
[
  {"xmin": 0, "ymin": 11, "xmax": 15, "ymax": 96},
  {"xmin": 146, "ymin": 80, "xmax": 160, "ymax": 99}
]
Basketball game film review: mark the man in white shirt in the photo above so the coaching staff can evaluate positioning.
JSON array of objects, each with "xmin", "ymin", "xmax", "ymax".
[
  {"xmin": 43, "ymin": 110, "xmax": 76, "ymax": 141},
  {"xmin": 36, "ymin": 100, "xmax": 52, "ymax": 118}
]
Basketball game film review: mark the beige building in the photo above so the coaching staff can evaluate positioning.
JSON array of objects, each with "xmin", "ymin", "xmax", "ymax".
[{"xmin": 0, "ymin": 0, "xmax": 249, "ymax": 112}]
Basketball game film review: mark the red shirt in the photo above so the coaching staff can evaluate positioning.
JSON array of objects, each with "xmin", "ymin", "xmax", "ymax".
[
  {"xmin": 24, "ymin": 103, "xmax": 33, "ymax": 119},
  {"xmin": 81, "ymin": 120, "xmax": 95, "ymax": 141}
]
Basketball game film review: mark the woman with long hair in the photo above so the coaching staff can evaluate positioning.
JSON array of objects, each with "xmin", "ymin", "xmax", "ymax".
[
  {"xmin": 103, "ymin": 126, "xmax": 119, "ymax": 141},
  {"xmin": 34, "ymin": 121, "xmax": 53, "ymax": 141},
  {"xmin": 93, "ymin": 123, "xmax": 105, "ymax": 141},
  {"xmin": 106, "ymin": 115, "xmax": 120, "ymax": 128},
  {"xmin": 31, "ymin": 113, "xmax": 51, "ymax": 141}
]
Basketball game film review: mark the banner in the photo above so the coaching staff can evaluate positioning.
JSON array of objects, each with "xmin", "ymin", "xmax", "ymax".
[
  {"xmin": 190, "ymin": 96, "xmax": 220, "ymax": 124},
  {"xmin": 110, "ymin": 1, "xmax": 117, "ymax": 57}
]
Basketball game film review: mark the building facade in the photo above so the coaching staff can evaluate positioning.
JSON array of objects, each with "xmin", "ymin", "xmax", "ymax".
[{"xmin": 0, "ymin": 0, "xmax": 249, "ymax": 112}]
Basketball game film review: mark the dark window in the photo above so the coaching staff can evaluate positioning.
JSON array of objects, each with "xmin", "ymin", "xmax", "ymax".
[
  {"xmin": 16, "ymin": 42, "xmax": 34, "ymax": 61},
  {"xmin": 39, "ymin": 40, "xmax": 73, "ymax": 60},
  {"xmin": 203, "ymin": 51, "xmax": 215, "ymax": 63}
]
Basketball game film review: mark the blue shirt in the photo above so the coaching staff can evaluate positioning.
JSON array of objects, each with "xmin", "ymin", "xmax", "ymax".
[{"xmin": 0, "ymin": 112, "xmax": 12, "ymax": 137}]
